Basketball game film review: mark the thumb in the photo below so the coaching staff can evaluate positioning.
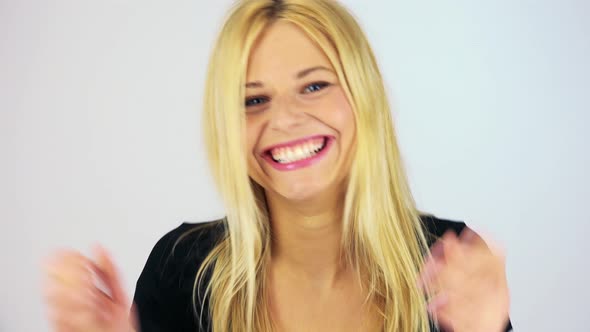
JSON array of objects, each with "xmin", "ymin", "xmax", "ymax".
[{"xmin": 92, "ymin": 244, "xmax": 129, "ymax": 306}]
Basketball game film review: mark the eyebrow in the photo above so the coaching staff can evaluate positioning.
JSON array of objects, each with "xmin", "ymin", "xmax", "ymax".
[{"xmin": 245, "ymin": 66, "xmax": 334, "ymax": 88}]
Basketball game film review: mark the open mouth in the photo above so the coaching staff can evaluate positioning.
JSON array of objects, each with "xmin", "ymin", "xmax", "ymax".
[{"xmin": 265, "ymin": 136, "xmax": 328, "ymax": 164}]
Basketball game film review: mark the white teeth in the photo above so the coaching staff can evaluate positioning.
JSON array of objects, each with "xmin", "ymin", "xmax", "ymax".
[
  {"xmin": 295, "ymin": 146, "xmax": 303, "ymax": 158},
  {"xmin": 270, "ymin": 138, "xmax": 327, "ymax": 164}
]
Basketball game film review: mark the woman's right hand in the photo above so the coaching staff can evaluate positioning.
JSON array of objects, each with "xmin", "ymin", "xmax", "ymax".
[{"xmin": 42, "ymin": 245, "xmax": 139, "ymax": 332}]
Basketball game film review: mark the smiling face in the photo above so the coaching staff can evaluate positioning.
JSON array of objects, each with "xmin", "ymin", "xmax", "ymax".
[{"xmin": 245, "ymin": 22, "xmax": 356, "ymax": 203}]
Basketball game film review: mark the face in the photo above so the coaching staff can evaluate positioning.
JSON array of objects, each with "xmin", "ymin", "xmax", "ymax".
[{"xmin": 245, "ymin": 21, "xmax": 356, "ymax": 203}]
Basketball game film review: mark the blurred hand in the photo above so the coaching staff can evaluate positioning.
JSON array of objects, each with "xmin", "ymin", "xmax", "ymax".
[
  {"xmin": 418, "ymin": 228, "xmax": 510, "ymax": 332},
  {"xmin": 42, "ymin": 245, "xmax": 138, "ymax": 332}
]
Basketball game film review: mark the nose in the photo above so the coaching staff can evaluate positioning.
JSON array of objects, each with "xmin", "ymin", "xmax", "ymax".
[{"xmin": 268, "ymin": 97, "xmax": 306, "ymax": 132}]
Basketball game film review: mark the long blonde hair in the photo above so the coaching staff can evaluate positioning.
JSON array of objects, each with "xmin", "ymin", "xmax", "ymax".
[{"xmin": 198, "ymin": 0, "xmax": 432, "ymax": 331}]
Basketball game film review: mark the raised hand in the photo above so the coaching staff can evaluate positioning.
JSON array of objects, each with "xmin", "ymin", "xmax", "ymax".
[
  {"xmin": 42, "ymin": 245, "xmax": 138, "ymax": 332},
  {"xmin": 418, "ymin": 228, "xmax": 510, "ymax": 332}
]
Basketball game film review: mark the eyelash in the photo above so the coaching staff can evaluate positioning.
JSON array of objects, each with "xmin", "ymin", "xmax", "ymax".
[
  {"xmin": 245, "ymin": 96, "xmax": 269, "ymax": 107},
  {"xmin": 302, "ymin": 81, "xmax": 330, "ymax": 94},
  {"xmin": 245, "ymin": 81, "xmax": 331, "ymax": 108}
]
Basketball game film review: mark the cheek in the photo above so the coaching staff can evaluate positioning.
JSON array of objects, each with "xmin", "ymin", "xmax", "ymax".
[
  {"xmin": 318, "ymin": 89, "xmax": 355, "ymax": 138},
  {"xmin": 246, "ymin": 117, "xmax": 265, "ymax": 173},
  {"xmin": 246, "ymin": 118, "xmax": 258, "ymax": 153}
]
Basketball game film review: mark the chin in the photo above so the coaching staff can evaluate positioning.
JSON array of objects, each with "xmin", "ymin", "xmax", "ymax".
[{"xmin": 274, "ymin": 180, "xmax": 326, "ymax": 202}]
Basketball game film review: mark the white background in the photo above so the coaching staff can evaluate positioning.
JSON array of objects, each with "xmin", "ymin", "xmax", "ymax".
[{"xmin": 2, "ymin": 0, "xmax": 589, "ymax": 331}]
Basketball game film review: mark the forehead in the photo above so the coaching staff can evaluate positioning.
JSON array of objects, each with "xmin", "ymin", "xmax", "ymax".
[{"xmin": 246, "ymin": 21, "xmax": 333, "ymax": 78}]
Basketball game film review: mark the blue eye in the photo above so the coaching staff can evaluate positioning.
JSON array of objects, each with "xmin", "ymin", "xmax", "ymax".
[
  {"xmin": 303, "ymin": 82, "xmax": 330, "ymax": 94},
  {"xmin": 245, "ymin": 96, "xmax": 268, "ymax": 107}
]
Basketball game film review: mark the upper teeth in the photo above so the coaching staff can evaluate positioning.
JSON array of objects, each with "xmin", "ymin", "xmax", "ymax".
[{"xmin": 270, "ymin": 138, "xmax": 325, "ymax": 163}]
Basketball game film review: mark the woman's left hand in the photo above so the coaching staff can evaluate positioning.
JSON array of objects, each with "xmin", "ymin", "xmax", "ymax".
[{"xmin": 418, "ymin": 228, "xmax": 510, "ymax": 332}]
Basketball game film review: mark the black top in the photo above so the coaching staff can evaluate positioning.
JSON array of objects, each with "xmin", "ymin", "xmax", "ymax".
[{"xmin": 132, "ymin": 215, "xmax": 512, "ymax": 331}]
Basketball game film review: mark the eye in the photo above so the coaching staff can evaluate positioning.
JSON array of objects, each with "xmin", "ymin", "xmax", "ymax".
[
  {"xmin": 245, "ymin": 96, "xmax": 269, "ymax": 107},
  {"xmin": 302, "ymin": 82, "xmax": 331, "ymax": 94}
]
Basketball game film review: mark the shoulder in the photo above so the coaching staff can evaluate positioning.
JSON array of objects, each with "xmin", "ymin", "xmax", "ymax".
[
  {"xmin": 155, "ymin": 219, "xmax": 226, "ymax": 262},
  {"xmin": 419, "ymin": 214, "xmax": 467, "ymax": 247},
  {"xmin": 141, "ymin": 219, "xmax": 226, "ymax": 285},
  {"xmin": 132, "ymin": 219, "xmax": 225, "ymax": 331}
]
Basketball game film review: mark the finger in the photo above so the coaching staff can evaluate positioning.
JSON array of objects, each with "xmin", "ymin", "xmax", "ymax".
[
  {"xmin": 42, "ymin": 253, "xmax": 98, "ymax": 314},
  {"xmin": 418, "ymin": 256, "xmax": 445, "ymax": 291},
  {"xmin": 424, "ymin": 252, "xmax": 473, "ymax": 297},
  {"xmin": 43, "ymin": 251, "xmax": 95, "ymax": 286},
  {"xmin": 441, "ymin": 229, "xmax": 458, "ymax": 245},
  {"xmin": 49, "ymin": 310, "xmax": 93, "ymax": 332},
  {"xmin": 440, "ymin": 230, "xmax": 464, "ymax": 264},
  {"xmin": 419, "ymin": 234, "xmax": 459, "ymax": 292},
  {"xmin": 429, "ymin": 239, "xmax": 446, "ymax": 261},
  {"xmin": 459, "ymin": 227, "xmax": 493, "ymax": 259},
  {"xmin": 428, "ymin": 289, "xmax": 472, "ymax": 332},
  {"xmin": 456, "ymin": 230, "xmax": 506, "ymax": 279},
  {"xmin": 428, "ymin": 282, "xmax": 494, "ymax": 332},
  {"xmin": 459, "ymin": 227, "xmax": 481, "ymax": 245},
  {"xmin": 431, "ymin": 309, "xmax": 455, "ymax": 332},
  {"xmin": 45, "ymin": 291, "xmax": 108, "ymax": 331},
  {"xmin": 94, "ymin": 287, "xmax": 118, "ymax": 323},
  {"xmin": 427, "ymin": 291, "xmax": 455, "ymax": 332},
  {"xmin": 427, "ymin": 291, "xmax": 449, "ymax": 314},
  {"xmin": 92, "ymin": 244, "xmax": 129, "ymax": 306},
  {"xmin": 44, "ymin": 280, "xmax": 117, "ymax": 329},
  {"xmin": 43, "ymin": 280, "xmax": 98, "ymax": 311},
  {"xmin": 418, "ymin": 238, "xmax": 446, "ymax": 289}
]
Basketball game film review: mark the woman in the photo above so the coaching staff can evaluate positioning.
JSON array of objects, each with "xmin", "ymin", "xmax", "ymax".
[{"xmin": 43, "ymin": 0, "xmax": 511, "ymax": 331}]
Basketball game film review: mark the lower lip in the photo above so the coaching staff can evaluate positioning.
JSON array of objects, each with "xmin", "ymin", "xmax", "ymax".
[{"xmin": 262, "ymin": 137, "xmax": 334, "ymax": 171}]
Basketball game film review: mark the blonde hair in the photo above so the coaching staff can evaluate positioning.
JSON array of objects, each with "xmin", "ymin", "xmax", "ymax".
[{"xmin": 198, "ymin": 0, "xmax": 432, "ymax": 331}]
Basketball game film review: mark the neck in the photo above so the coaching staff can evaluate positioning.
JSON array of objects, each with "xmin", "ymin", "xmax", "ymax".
[{"xmin": 266, "ymin": 189, "xmax": 348, "ymax": 287}]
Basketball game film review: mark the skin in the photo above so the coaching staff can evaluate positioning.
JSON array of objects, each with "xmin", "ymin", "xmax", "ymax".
[
  {"xmin": 244, "ymin": 21, "xmax": 356, "ymax": 286},
  {"xmin": 244, "ymin": 22, "xmax": 374, "ymax": 331},
  {"xmin": 418, "ymin": 229, "xmax": 511, "ymax": 332},
  {"xmin": 42, "ymin": 245, "xmax": 137, "ymax": 332},
  {"xmin": 41, "ymin": 21, "xmax": 510, "ymax": 332}
]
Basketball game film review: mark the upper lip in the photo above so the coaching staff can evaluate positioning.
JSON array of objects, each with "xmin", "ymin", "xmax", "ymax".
[{"xmin": 261, "ymin": 135, "xmax": 328, "ymax": 155}]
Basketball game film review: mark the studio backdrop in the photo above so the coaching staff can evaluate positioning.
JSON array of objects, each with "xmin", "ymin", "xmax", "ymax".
[{"xmin": 1, "ymin": 0, "xmax": 589, "ymax": 331}]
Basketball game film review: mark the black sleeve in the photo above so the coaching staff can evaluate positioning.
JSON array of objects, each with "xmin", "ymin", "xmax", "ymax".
[
  {"xmin": 132, "ymin": 225, "xmax": 184, "ymax": 331},
  {"xmin": 421, "ymin": 215, "xmax": 513, "ymax": 332},
  {"xmin": 420, "ymin": 214, "xmax": 466, "ymax": 247},
  {"xmin": 131, "ymin": 221, "xmax": 223, "ymax": 332}
]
